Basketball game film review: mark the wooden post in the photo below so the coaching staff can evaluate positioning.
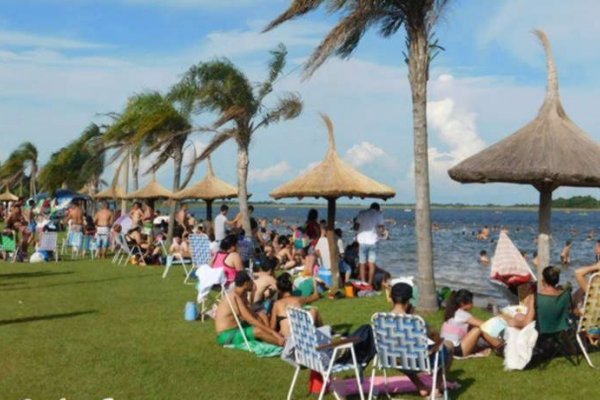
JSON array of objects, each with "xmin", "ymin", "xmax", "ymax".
[
  {"xmin": 206, "ymin": 199, "xmax": 213, "ymax": 221},
  {"xmin": 537, "ymin": 184, "xmax": 554, "ymax": 288},
  {"xmin": 326, "ymin": 197, "xmax": 340, "ymax": 291}
]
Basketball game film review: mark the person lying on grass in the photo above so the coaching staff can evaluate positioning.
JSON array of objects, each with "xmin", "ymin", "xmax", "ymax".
[
  {"xmin": 441, "ymin": 289, "xmax": 504, "ymax": 358},
  {"xmin": 215, "ymin": 271, "xmax": 285, "ymax": 347},
  {"xmin": 389, "ymin": 283, "xmax": 452, "ymax": 398},
  {"xmin": 270, "ymin": 273, "xmax": 322, "ymax": 337}
]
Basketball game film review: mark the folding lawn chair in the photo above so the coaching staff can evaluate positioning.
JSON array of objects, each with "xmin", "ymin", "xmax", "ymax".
[
  {"xmin": 369, "ymin": 313, "xmax": 448, "ymax": 400},
  {"xmin": 535, "ymin": 290, "xmax": 579, "ymax": 367},
  {"xmin": 38, "ymin": 231, "xmax": 59, "ymax": 262},
  {"xmin": 576, "ymin": 272, "xmax": 600, "ymax": 367},
  {"xmin": 159, "ymin": 239, "xmax": 192, "ymax": 280},
  {"xmin": 1, "ymin": 232, "xmax": 17, "ymax": 262},
  {"xmin": 184, "ymin": 234, "xmax": 212, "ymax": 285},
  {"xmin": 195, "ymin": 264, "xmax": 227, "ymax": 322},
  {"xmin": 111, "ymin": 234, "xmax": 141, "ymax": 266},
  {"xmin": 286, "ymin": 307, "xmax": 364, "ymax": 400}
]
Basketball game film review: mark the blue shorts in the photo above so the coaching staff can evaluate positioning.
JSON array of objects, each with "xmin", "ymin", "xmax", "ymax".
[{"xmin": 358, "ymin": 243, "xmax": 377, "ymax": 264}]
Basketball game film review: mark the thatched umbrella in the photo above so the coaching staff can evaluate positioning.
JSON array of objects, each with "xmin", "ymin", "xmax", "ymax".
[
  {"xmin": 94, "ymin": 186, "xmax": 126, "ymax": 200},
  {"xmin": 0, "ymin": 188, "xmax": 19, "ymax": 202},
  {"xmin": 125, "ymin": 178, "xmax": 173, "ymax": 200},
  {"xmin": 448, "ymin": 30, "xmax": 600, "ymax": 282},
  {"xmin": 172, "ymin": 157, "xmax": 237, "ymax": 220},
  {"xmin": 271, "ymin": 113, "xmax": 396, "ymax": 290}
]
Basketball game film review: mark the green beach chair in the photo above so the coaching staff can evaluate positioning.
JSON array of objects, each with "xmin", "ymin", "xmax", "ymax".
[
  {"xmin": 1, "ymin": 232, "xmax": 17, "ymax": 263},
  {"xmin": 535, "ymin": 290, "xmax": 578, "ymax": 366}
]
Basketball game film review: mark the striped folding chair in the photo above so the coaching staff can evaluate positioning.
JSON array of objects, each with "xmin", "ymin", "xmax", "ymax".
[
  {"xmin": 184, "ymin": 234, "xmax": 212, "ymax": 285},
  {"xmin": 369, "ymin": 313, "xmax": 448, "ymax": 400},
  {"xmin": 577, "ymin": 272, "xmax": 600, "ymax": 367},
  {"xmin": 38, "ymin": 232, "xmax": 59, "ymax": 262},
  {"xmin": 111, "ymin": 234, "xmax": 141, "ymax": 266},
  {"xmin": 287, "ymin": 307, "xmax": 364, "ymax": 400}
]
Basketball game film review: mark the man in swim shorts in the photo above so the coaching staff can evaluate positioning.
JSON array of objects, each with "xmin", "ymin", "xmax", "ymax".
[
  {"xmin": 94, "ymin": 201, "xmax": 114, "ymax": 258},
  {"xmin": 215, "ymin": 271, "xmax": 284, "ymax": 347}
]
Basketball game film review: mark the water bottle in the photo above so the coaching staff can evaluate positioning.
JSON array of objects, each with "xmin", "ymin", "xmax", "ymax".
[{"xmin": 184, "ymin": 301, "xmax": 198, "ymax": 321}]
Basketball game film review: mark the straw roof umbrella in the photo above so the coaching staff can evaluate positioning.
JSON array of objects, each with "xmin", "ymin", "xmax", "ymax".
[
  {"xmin": 173, "ymin": 157, "xmax": 238, "ymax": 220},
  {"xmin": 448, "ymin": 30, "xmax": 600, "ymax": 282},
  {"xmin": 271, "ymin": 114, "xmax": 396, "ymax": 291},
  {"xmin": 125, "ymin": 178, "xmax": 173, "ymax": 200},
  {"xmin": 0, "ymin": 188, "xmax": 19, "ymax": 202},
  {"xmin": 94, "ymin": 186, "xmax": 126, "ymax": 200}
]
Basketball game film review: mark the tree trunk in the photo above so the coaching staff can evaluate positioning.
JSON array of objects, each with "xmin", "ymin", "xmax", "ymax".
[
  {"xmin": 167, "ymin": 146, "xmax": 183, "ymax": 246},
  {"xmin": 206, "ymin": 199, "xmax": 214, "ymax": 221},
  {"xmin": 120, "ymin": 151, "xmax": 130, "ymax": 214},
  {"xmin": 236, "ymin": 144, "xmax": 252, "ymax": 236},
  {"xmin": 132, "ymin": 152, "xmax": 140, "ymax": 191},
  {"xmin": 408, "ymin": 26, "xmax": 437, "ymax": 312}
]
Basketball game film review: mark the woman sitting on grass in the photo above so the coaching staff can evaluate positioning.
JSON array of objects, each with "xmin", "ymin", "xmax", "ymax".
[
  {"xmin": 211, "ymin": 234, "xmax": 244, "ymax": 285},
  {"xmin": 270, "ymin": 273, "xmax": 322, "ymax": 337},
  {"xmin": 441, "ymin": 289, "xmax": 503, "ymax": 357}
]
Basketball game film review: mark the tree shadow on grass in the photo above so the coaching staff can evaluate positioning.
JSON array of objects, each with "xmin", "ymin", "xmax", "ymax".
[
  {"xmin": 0, "ymin": 271, "xmax": 74, "ymax": 279},
  {"xmin": 0, "ymin": 273, "xmax": 156, "ymax": 292},
  {"xmin": 0, "ymin": 310, "xmax": 97, "ymax": 326}
]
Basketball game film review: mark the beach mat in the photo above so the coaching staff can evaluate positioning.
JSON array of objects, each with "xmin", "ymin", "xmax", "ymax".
[{"xmin": 330, "ymin": 374, "xmax": 460, "ymax": 397}]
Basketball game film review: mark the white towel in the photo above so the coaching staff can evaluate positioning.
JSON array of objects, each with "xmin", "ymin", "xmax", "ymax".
[
  {"xmin": 196, "ymin": 265, "xmax": 226, "ymax": 303},
  {"xmin": 504, "ymin": 321, "xmax": 538, "ymax": 370}
]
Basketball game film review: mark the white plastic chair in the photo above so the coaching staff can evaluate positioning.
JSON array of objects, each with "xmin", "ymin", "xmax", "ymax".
[
  {"xmin": 112, "ymin": 234, "xmax": 141, "ymax": 266},
  {"xmin": 576, "ymin": 272, "xmax": 600, "ymax": 368},
  {"xmin": 160, "ymin": 239, "xmax": 192, "ymax": 279},
  {"xmin": 287, "ymin": 307, "xmax": 364, "ymax": 400},
  {"xmin": 369, "ymin": 313, "xmax": 448, "ymax": 400}
]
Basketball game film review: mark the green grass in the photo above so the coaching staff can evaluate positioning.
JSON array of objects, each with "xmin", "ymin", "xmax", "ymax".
[{"xmin": 1, "ymin": 259, "xmax": 599, "ymax": 400}]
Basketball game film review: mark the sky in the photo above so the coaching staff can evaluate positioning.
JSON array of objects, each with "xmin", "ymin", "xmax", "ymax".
[{"xmin": 1, "ymin": 0, "xmax": 600, "ymax": 205}]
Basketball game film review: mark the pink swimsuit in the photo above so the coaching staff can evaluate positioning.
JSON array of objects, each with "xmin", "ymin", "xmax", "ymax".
[{"xmin": 212, "ymin": 251, "xmax": 237, "ymax": 283}]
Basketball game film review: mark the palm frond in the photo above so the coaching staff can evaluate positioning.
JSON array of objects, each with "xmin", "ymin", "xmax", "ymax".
[
  {"xmin": 255, "ymin": 93, "xmax": 303, "ymax": 131},
  {"xmin": 257, "ymin": 43, "xmax": 287, "ymax": 101},
  {"xmin": 263, "ymin": 0, "xmax": 326, "ymax": 32}
]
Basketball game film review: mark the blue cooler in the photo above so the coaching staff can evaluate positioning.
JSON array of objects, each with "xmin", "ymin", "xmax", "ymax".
[{"xmin": 318, "ymin": 269, "xmax": 333, "ymax": 287}]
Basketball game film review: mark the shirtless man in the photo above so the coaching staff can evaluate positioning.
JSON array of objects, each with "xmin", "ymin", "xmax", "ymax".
[
  {"xmin": 215, "ymin": 271, "xmax": 284, "ymax": 347},
  {"xmin": 130, "ymin": 202, "xmax": 144, "ymax": 227},
  {"xmin": 94, "ymin": 202, "xmax": 114, "ymax": 258},
  {"xmin": 66, "ymin": 201, "xmax": 84, "ymax": 232},
  {"xmin": 561, "ymin": 240, "xmax": 573, "ymax": 265},
  {"xmin": 231, "ymin": 205, "xmax": 254, "ymax": 230},
  {"xmin": 252, "ymin": 256, "xmax": 278, "ymax": 304},
  {"xmin": 176, "ymin": 204, "xmax": 188, "ymax": 227}
]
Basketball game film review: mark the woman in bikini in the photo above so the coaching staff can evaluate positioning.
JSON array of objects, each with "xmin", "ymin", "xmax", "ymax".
[
  {"xmin": 211, "ymin": 234, "xmax": 244, "ymax": 285},
  {"xmin": 270, "ymin": 273, "xmax": 322, "ymax": 337}
]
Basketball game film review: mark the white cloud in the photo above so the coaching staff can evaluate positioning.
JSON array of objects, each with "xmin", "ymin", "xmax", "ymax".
[
  {"xmin": 427, "ymin": 96, "xmax": 486, "ymax": 178},
  {"xmin": 344, "ymin": 141, "xmax": 400, "ymax": 171},
  {"xmin": 297, "ymin": 161, "xmax": 320, "ymax": 176},
  {"xmin": 122, "ymin": 0, "xmax": 283, "ymax": 8},
  {"xmin": 0, "ymin": 29, "xmax": 111, "ymax": 50},
  {"xmin": 248, "ymin": 161, "xmax": 291, "ymax": 182}
]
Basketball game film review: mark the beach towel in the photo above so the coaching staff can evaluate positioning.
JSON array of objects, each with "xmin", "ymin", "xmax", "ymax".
[
  {"xmin": 224, "ymin": 340, "xmax": 282, "ymax": 358},
  {"xmin": 504, "ymin": 321, "xmax": 538, "ymax": 370},
  {"xmin": 330, "ymin": 375, "xmax": 460, "ymax": 397}
]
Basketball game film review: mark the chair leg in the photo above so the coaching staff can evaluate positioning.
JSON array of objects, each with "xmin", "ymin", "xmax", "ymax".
[
  {"xmin": 162, "ymin": 262, "xmax": 171, "ymax": 279},
  {"xmin": 577, "ymin": 332, "xmax": 595, "ymax": 368},
  {"xmin": 349, "ymin": 346, "xmax": 365, "ymax": 400},
  {"xmin": 431, "ymin": 351, "xmax": 439, "ymax": 400},
  {"xmin": 320, "ymin": 348, "xmax": 338, "ymax": 400},
  {"xmin": 287, "ymin": 366, "xmax": 300, "ymax": 400},
  {"xmin": 368, "ymin": 357, "xmax": 378, "ymax": 400}
]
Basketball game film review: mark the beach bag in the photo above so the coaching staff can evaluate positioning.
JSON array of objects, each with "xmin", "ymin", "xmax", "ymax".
[{"xmin": 184, "ymin": 302, "xmax": 198, "ymax": 321}]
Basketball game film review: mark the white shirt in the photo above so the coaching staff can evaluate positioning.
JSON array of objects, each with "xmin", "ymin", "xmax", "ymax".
[
  {"xmin": 315, "ymin": 236, "xmax": 331, "ymax": 270},
  {"xmin": 355, "ymin": 208, "xmax": 384, "ymax": 245},
  {"xmin": 214, "ymin": 213, "xmax": 227, "ymax": 241}
]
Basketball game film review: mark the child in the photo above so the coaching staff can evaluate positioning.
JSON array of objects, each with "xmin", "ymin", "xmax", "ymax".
[
  {"xmin": 441, "ymin": 289, "xmax": 503, "ymax": 357},
  {"xmin": 478, "ymin": 250, "xmax": 490, "ymax": 266},
  {"xmin": 560, "ymin": 240, "xmax": 573, "ymax": 265}
]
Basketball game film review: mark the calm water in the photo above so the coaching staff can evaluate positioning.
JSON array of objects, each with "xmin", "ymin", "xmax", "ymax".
[{"xmin": 191, "ymin": 205, "xmax": 600, "ymax": 304}]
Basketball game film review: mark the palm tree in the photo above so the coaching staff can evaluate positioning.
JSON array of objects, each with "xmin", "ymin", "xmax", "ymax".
[
  {"xmin": 115, "ymin": 91, "xmax": 194, "ymax": 244},
  {"xmin": 172, "ymin": 44, "xmax": 302, "ymax": 234},
  {"xmin": 0, "ymin": 142, "xmax": 38, "ymax": 197},
  {"xmin": 38, "ymin": 124, "xmax": 104, "ymax": 193},
  {"xmin": 265, "ymin": 1, "xmax": 450, "ymax": 311}
]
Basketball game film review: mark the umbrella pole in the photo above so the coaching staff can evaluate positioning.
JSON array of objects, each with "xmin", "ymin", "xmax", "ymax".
[
  {"xmin": 537, "ymin": 185, "xmax": 553, "ymax": 288},
  {"xmin": 206, "ymin": 199, "xmax": 213, "ymax": 221},
  {"xmin": 326, "ymin": 198, "xmax": 340, "ymax": 292}
]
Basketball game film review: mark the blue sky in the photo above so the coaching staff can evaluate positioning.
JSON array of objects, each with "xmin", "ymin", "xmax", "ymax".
[{"xmin": 1, "ymin": 0, "xmax": 600, "ymax": 204}]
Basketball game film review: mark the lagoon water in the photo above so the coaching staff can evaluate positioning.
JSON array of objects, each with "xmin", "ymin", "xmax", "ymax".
[{"xmin": 192, "ymin": 205, "xmax": 600, "ymax": 305}]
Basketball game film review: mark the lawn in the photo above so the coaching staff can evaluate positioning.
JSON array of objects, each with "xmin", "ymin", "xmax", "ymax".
[{"xmin": 0, "ymin": 258, "xmax": 599, "ymax": 400}]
